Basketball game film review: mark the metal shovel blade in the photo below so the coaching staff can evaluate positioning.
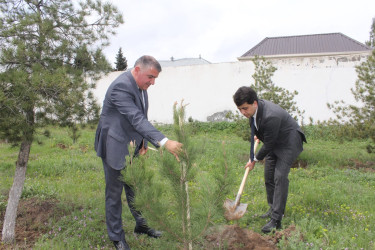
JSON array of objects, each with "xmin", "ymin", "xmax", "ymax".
[
  {"xmin": 223, "ymin": 198, "xmax": 248, "ymax": 221},
  {"xmin": 223, "ymin": 140, "xmax": 259, "ymax": 221}
]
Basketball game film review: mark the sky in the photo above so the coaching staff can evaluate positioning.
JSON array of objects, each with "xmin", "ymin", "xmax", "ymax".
[{"xmin": 102, "ymin": 0, "xmax": 375, "ymax": 67}]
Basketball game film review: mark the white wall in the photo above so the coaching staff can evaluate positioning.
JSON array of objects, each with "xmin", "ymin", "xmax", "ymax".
[
  {"xmin": 147, "ymin": 61, "xmax": 254, "ymax": 123},
  {"xmin": 93, "ymin": 53, "xmax": 369, "ymax": 124}
]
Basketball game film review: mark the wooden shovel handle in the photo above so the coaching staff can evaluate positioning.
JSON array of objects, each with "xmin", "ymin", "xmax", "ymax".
[{"xmin": 234, "ymin": 139, "xmax": 259, "ymax": 206}]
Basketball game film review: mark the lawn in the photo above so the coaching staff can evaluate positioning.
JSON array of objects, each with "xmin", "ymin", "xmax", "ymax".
[{"xmin": 0, "ymin": 125, "xmax": 374, "ymax": 249}]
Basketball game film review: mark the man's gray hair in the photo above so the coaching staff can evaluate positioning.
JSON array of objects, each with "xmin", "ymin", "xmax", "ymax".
[{"xmin": 134, "ymin": 55, "xmax": 162, "ymax": 72}]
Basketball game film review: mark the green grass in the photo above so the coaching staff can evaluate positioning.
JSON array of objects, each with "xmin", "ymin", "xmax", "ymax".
[{"xmin": 1, "ymin": 125, "xmax": 375, "ymax": 249}]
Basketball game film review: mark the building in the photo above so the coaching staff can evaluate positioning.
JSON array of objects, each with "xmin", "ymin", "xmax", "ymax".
[
  {"xmin": 159, "ymin": 56, "xmax": 211, "ymax": 67},
  {"xmin": 239, "ymin": 33, "xmax": 371, "ymax": 59},
  {"xmin": 94, "ymin": 33, "xmax": 372, "ymax": 124}
]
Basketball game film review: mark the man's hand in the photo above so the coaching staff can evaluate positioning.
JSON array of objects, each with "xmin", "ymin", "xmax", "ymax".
[
  {"xmin": 245, "ymin": 137, "xmax": 260, "ymax": 171},
  {"xmin": 245, "ymin": 160, "xmax": 256, "ymax": 171},
  {"xmin": 165, "ymin": 139, "xmax": 183, "ymax": 161},
  {"xmin": 138, "ymin": 139, "xmax": 148, "ymax": 156},
  {"xmin": 139, "ymin": 146, "xmax": 148, "ymax": 155}
]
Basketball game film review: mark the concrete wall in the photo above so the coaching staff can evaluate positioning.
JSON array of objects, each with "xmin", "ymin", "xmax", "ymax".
[{"xmin": 93, "ymin": 52, "xmax": 370, "ymax": 124}]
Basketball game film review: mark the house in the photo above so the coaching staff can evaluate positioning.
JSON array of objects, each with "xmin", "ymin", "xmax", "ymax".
[
  {"xmin": 94, "ymin": 33, "xmax": 372, "ymax": 124},
  {"xmin": 239, "ymin": 33, "xmax": 371, "ymax": 59}
]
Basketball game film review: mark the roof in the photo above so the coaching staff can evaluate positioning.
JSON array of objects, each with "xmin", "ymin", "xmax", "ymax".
[
  {"xmin": 240, "ymin": 33, "xmax": 372, "ymax": 58},
  {"xmin": 159, "ymin": 57, "xmax": 211, "ymax": 67}
]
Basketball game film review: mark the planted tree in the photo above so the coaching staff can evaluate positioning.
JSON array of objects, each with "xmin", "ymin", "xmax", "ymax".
[
  {"xmin": 0, "ymin": 0, "xmax": 123, "ymax": 243},
  {"xmin": 232, "ymin": 56, "xmax": 304, "ymax": 141},
  {"xmin": 327, "ymin": 49, "xmax": 375, "ymax": 152},
  {"xmin": 124, "ymin": 101, "xmax": 233, "ymax": 249},
  {"xmin": 115, "ymin": 47, "xmax": 128, "ymax": 71}
]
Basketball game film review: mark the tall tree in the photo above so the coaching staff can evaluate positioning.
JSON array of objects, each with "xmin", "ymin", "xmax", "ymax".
[
  {"xmin": 328, "ymin": 19, "xmax": 375, "ymax": 152},
  {"xmin": 366, "ymin": 17, "xmax": 375, "ymax": 48},
  {"xmin": 327, "ymin": 49, "xmax": 375, "ymax": 152},
  {"xmin": 0, "ymin": 0, "xmax": 123, "ymax": 243},
  {"xmin": 115, "ymin": 47, "xmax": 128, "ymax": 71}
]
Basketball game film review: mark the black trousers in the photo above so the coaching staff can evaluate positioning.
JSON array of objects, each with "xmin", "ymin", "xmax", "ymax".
[
  {"xmin": 264, "ymin": 152, "xmax": 292, "ymax": 221},
  {"xmin": 264, "ymin": 132, "xmax": 304, "ymax": 221},
  {"xmin": 102, "ymin": 159, "xmax": 145, "ymax": 242}
]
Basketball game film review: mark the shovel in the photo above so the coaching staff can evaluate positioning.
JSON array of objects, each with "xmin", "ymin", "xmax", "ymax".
[{"xmin": 224, "ymin": 139, "xmax": 259, "ymax": 220}]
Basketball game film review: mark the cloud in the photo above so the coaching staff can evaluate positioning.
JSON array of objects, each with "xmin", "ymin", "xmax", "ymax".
[{"xmin": 103, "ymin": 0, "xmax": 375, "ymax": 66}]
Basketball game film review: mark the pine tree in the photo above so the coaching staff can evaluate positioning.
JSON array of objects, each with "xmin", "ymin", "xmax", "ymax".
[
  {"xmin": 327, "ymin": 19, "xmax": 375, "ymax": 152},
  {"xmin": 0, "ymin": 0, "xmax": 123, "ymax": 243},
  {"xmin": 231, "ymin": 56, "xmax": 304, "ymax": 141},
  {"xmin": 365, "ymin": 17, "xmax": 375, "ymax": 48},
  {"xmin": 115, "ymin": 47, "xmax": 128, "ymax": 71},
  {"xmin": 124, "ymin": 101, "xmax": 233, "ymax": 249},
  {"xmin": 327, "ymin": 49, "xmax": 375, "ymax": 152},
  {"xmin": 251, "ymin": 56, "xmax": 304, "ymax": 121}
]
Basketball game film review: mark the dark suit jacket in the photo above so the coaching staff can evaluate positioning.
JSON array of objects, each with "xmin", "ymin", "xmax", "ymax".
[
  {"xmin": 252, "ymin": 99, "xmax": 306, "ymax": 162},
  {"xmin": 94, "ymin": 71, "xmax": 165, "ymax": 170}
]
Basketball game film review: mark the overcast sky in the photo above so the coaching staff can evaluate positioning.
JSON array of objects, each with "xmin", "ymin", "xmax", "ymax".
[{"xmin": 103, "ymin": 0, "xmax": 375, "ymax": 67}]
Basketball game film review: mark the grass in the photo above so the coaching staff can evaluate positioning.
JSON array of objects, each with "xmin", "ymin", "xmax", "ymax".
[{"xmin": 0, "ymin": 125, "xmax": 375, "ymax": 249}]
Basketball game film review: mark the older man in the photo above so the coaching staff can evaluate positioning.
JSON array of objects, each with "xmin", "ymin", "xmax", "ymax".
[{"xmin": 95, "ymin": 55, "xmax": 182, "ymax": 249}]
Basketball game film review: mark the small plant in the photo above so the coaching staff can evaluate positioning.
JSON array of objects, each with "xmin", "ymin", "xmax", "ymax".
[
  {"xmin": 124, "ymin": 101, "xmax": 233, "ymax": 249},
  {"xmin": 67, "ymin": 122, "xmax": 81, "ymax": 144}
]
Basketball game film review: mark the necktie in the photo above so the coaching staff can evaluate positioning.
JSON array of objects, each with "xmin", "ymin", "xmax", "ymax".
[
  {"xmin": 139, "ymin": 89, "xmax": 145, "ymax": 108},
  {"xmin": 250, "ymin": 116, "xmax": 255, "ymax": 162}
]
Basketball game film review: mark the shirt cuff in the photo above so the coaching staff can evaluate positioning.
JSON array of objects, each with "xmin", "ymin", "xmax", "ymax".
[
  {"xmin": 249, "ymin": 157, "xmax": 258, "ymax": 162},
  {"xmin": 159, "ymin": 137, "xmax": 168, "ymax": 147}
]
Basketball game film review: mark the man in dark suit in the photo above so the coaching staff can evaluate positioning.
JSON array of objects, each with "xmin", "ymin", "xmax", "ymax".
[
  {"xmin": 95, "ymin": 55, "xmax": 182, "ymax": 249},
  {"xmin": 233, "ymin": 86, "xmax": 306, "ymax": 233}
]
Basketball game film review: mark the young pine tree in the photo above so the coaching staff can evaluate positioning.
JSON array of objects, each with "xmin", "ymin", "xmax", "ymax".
[{"xmin": 124, "ymin": 101, "xmax": 232, "ymax": 249}]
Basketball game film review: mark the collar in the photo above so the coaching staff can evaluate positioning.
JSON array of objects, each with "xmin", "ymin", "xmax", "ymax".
[
  {"xmin": 252, "ymin": 107, "xmax": 258, "ymax": 129},
  {"xmin": 252, "ymin": 107, "xmax": 258, "ymax": 121}
]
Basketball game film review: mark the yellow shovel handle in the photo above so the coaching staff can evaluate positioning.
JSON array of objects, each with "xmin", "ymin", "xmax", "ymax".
[{"xmin": 234, "ymin": 139, "xmax": 259, "ymax": 206}]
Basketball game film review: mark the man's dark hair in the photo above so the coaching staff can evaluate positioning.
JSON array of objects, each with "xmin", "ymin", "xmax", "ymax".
[
  {"xmin": 134, "ymin": 55, "xmax": 162, "ymax": 72},
  {"xmin": 233, "ymin": 86, "xmax": 258, "ymax": 106}
]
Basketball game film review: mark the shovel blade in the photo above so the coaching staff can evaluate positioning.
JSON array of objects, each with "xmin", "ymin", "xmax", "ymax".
[{"xmin": 223, "ymin": 198, "xmax": 248, "ymax": 220}]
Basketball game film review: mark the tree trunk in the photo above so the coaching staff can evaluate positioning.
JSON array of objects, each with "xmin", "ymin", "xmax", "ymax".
[{"xmin": 1, "ymin": 140, "xmax": 31, "ymax": 243}]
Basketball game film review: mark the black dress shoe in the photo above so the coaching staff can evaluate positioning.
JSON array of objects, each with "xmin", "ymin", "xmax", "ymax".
[
  {"xmin": 260, "ymin": 208, "xmax": 272, "ymax": 218},
  {"xmin": 261, "ymin": 218, "xmax": 281, "ymax": 233},
  {"xmin": 134, "ymin": 225, "xmax": 162, "ymax": 238},
  {"xmin": 113, "ymin": 240, "xmax": 130, "ymax": 250}
]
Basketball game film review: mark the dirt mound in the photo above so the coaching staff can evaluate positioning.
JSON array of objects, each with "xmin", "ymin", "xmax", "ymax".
[
  {"xmin": 350, "ymin": 159, "xmax": 375, "ymax": 172},
  {"xmin": 205, "ymin": 224, "xmax": 299, "ymax": 250},
  {"xmin": 0, "ymin": 198, "xmax": 60, "ymax": 249}
]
